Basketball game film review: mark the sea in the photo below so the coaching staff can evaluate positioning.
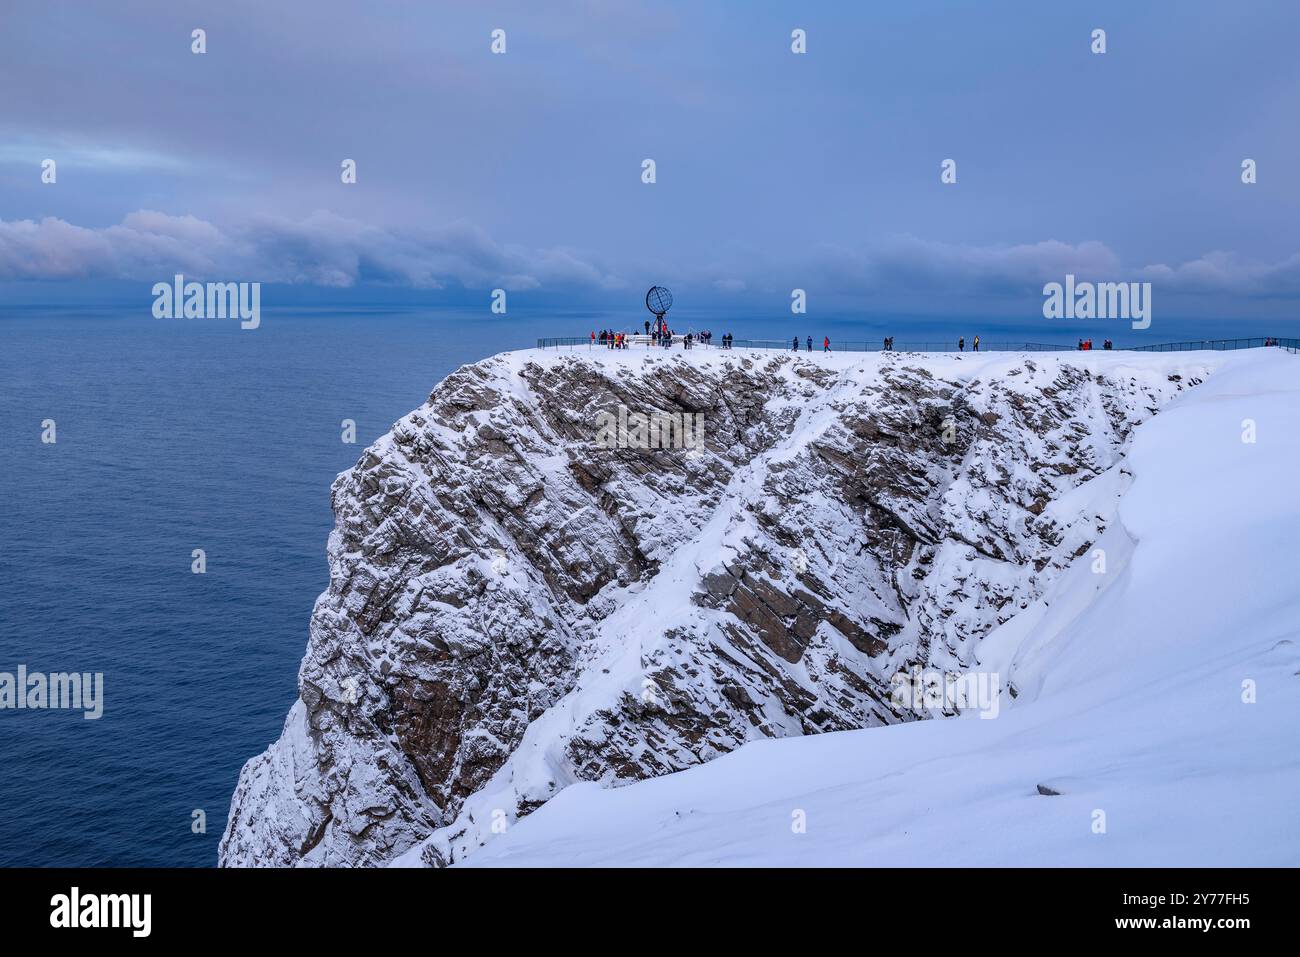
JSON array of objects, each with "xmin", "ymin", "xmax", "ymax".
[{"xmin": 1, "ymin": 304, "xmax": 1294, "ymax": 866}]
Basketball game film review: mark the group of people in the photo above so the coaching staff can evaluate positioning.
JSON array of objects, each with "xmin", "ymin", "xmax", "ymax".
[
  {"xmin": 679, "ymin": 330, "xmax": 719, "ymax": 348},
  {"xmin": 791, "ymin": 335, "xmax": 832, "ymax": 352},
  {"xmin": 646, "ymin": 319, "xmax": 675, "ymax": 345},
  {"xmin": 1076, "ymin": 338, "xmax": 1113, "ymax": 350},
  {"xmin": 957, "ymin": 335, "xmax": 980, "ymax": 352},
  {"xmin": 592, "ymin": 328, "xmax": 735, "ymax": 349},
  {"xmin": 595, "ymin": 329, "xmax": 630, "ymax": 349}
]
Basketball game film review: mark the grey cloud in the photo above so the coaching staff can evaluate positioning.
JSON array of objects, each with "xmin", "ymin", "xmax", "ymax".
[
  {"xmin": 6, "ymin": 209, "xmax": 1300, "ymax": 308},
  {"xmin": 0, "ymin": 210, "xmax": 627, "ymax": 290},
  {"xmin": 1142, "ymin": 251, "xmax": 1300, "ymax": 297},
  {"xmin": 802, "ymin": 236, "xmax": 1123, "ymax": 295}
]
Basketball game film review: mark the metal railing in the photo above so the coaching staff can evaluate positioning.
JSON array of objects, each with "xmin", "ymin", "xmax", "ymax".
[
  {"xmin": 722, "ymin": 339, "xmax": 1073, "ymax": 353},
  {"xmin": 537, "ymin": 337, "xmax": 601, "ymax": 348},
  {"xmin": 538, "ymin": 335, "xmax": 1300, "ymax": 354},
  {"xmin": 1127, "ymin": 337, "xmax": 1300, "ymax": 353}
]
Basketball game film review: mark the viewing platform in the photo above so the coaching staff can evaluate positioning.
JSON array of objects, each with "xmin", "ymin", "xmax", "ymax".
[{"xmin": 538, "ymin": 335, "xmax": 1300, "ymax": 354}]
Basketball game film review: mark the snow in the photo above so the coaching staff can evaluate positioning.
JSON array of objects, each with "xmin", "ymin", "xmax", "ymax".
[{"xmin": 447, "ymin": 349, "xmax": 1300, "ymax": 867}]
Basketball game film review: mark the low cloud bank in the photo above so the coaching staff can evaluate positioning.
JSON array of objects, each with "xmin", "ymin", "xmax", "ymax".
[
  {"xmin": 4, "ymin": 211, "xmax": 1300, "ymax": 309},
  {"xmin": 0, "ymin": 210, "xmax": 626, "ymax": 292}
]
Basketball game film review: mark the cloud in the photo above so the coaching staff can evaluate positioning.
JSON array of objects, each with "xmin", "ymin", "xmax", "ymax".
[
  {"xmin": 1141, "ymin": 250, "xmax": 1300, "ymax": 297},
  {"xmin": 0, "ymin": 138, "xmax": 191, "ymax": 172},
  {"xmin": 798, "ymin": 236, "xmax": 1123, "ymax": 296},
  {"xmin": 0, "ymin": 210, "xmax": 627, "ymax": 291},
  {"xmin": 7, "ymin": 210, "xmax": 1300, "ymax": 312}
]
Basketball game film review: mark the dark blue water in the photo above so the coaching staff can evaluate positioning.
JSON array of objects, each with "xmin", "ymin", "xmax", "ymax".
[
  {"xmin": 2, "ymin": 305, "xmax": 1295, "ymax": 867},
  {"xmin": 0, "ymin": 307, "xmax": 550, "ymax": 867}
]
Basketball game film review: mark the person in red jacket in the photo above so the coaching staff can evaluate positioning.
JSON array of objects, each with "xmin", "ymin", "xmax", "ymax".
[{"xmin": 823, "ymin": 336, "xmax": 831, "ymax": 353}]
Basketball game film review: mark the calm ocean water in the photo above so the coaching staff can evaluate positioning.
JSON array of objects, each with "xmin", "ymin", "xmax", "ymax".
[{"xmin": 1, "ymin": 305, "xmax": 1294, "ymax": 866}]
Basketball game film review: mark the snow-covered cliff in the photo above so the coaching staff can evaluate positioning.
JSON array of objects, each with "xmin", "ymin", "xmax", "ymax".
[
  {"xmin": 448, "ymin": 350, "xmax": 1300, "ymax": 867},
  {"xmin": 219, "ymin": 346, "xmax": 1248, "ymax": 867}
]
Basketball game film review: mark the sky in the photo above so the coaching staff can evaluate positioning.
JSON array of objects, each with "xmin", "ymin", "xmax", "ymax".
[{"xmin": 2, "ymin": 0, "xmax": 1300, "ymax": 318}]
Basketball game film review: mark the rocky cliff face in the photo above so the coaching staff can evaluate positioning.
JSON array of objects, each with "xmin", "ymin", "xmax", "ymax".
[{"xmin": 219, "ymin": 348, "xmax": 1209, "ymax": 867}]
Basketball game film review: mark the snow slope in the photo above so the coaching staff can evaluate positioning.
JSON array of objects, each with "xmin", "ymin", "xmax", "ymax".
[{"xmin": 451, "ymin": 349, "xmax": 1300, "ymax": 867}]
